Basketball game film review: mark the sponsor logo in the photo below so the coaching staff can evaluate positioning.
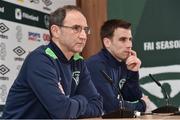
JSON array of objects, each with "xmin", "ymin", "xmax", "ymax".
[
  {"xmin": 43, "ymin": 33, "xmax": 50, "ymax": 42},
  {"xmin": 13, "ymin": 46, "xmax": 25, "ymax": 61},
  {"xmin": 16, "ymin": 65, "xmax": 22, "ymax": 71},
  {"xmin": 42, "ymin": 0, "xmax": 52, "ymax": 6},
  {"xmin": 0, "ymin": 42, "xmax": 7, "ymax": 60},
  {"xmin": 0, "ymin": 6, "xmax": 4, "ymax": 13},
  {"xmin": 13, "ymin": 46, "xmax": 26, "ymax": 56},
  {"xmin": 23, "ymin": 12, "xmax": 39, "ymax": 22},
  {"xmin": 15, "ymin": 8, "xmax": 22, "ymax": 20},
  {"xmin": 0, "ymin": 23, "xmax": 9, "ymax": 39},
  {"xmin": 28, "ymin": 32, "xmax": 41, "ymax": 42},
  {"xmin": 15, "ymin": 8, "xmax": 39, "ymax": 22},
  {"xmin": 16, "ymin": 26, "xmax": 23, "ymax": 42},
  {"xmin": 42, "ymin": 0, "xmax": 52, "ymax": 11},
  {"xmin": 0, "ymin": 76, "xmax": 9, "ymax": 80},
  {"xmin": 16, "ymin": 0, "xmax": 25, "ymax": 3},
  {"xmin": 14, "ymin": 57, "xmax": 24, "ymax": 61},
  {"xmin": 44, "ymin": 15, "xmax": 49, "ymax": 28},
  {"xmin": 0, "ymin": 64, "xmax": 10, "ymax": 75},
  {"xmin": 0, "ymin": 64, "xmax": 10, "ymax": 81},
  {"xmin": 0, "ymin": 23, "xmax": 9, "ymax": 34},
  {"xmin": 29, "ymin": 0, "xmax": 40, "ymax": 4},
  {"xmin": 0, "ymin": 84, "xmax": 7, "ymax": 102}
]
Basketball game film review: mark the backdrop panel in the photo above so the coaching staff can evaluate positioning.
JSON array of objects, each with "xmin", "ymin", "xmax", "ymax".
[
  {"xmin": 0, "ymin": 0, "xmax": 75, "ymax": 113},
  {"xmin": 108, "ymin": 0, "xmax": 180, "ymax": 109}
]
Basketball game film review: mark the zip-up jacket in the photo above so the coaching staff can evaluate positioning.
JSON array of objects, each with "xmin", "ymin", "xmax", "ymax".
[
  {"xmin": 86, "ymin": 48, "xmax": 146, "ymax": 114},
  {"xmin": 2, "ymin": 41, "xmax": 103, "ymax": 119}
]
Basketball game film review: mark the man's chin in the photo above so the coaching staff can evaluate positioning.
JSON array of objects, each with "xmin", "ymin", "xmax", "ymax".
[
  {"xmin": 122, "ymin": 57, "xmax": 128, "ymax": 61},
  {"xmin": 74, "ymin": 48, "xmax": 83, "ymax": 53}
]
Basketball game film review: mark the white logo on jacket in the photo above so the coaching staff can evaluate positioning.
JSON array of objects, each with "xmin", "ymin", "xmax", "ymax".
[
  {"xmin": 119, "ymin": 78, "xmax": 126, "ymax": 90},
  {"xmin": 72, "ymin": 71, "xmax": 80, "ymax": 86}
]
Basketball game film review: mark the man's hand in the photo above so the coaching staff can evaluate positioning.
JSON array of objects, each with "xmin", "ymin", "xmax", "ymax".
[
  {"xmin": 141, "ymin": 95, "xmax": 157, "ymax": 113},
  {"xmin": 141, "ymin": 95, "xmax": 149, "ymax": 102},
  {"xmin": 126, "ymin": 50, "xmax": 141, "ymax": 71}
]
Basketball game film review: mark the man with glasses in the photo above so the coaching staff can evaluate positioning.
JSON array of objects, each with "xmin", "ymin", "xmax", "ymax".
[{"xmin": 2, "ymin": 5, "xmax": 103, "ymax": 119}]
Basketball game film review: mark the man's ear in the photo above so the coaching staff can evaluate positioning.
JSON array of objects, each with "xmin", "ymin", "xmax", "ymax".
[
  {"xmin": 50, "ymin": 25, "xmax": 60, "ymax": 38},
  {"xmin": 103, "ymin": 38, "xmax": 111, "ymax": 48}
]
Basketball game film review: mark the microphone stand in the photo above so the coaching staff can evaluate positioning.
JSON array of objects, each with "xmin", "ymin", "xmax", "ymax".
[
  {"xmin": 149, "ymin": 74, "xmax": 179, "ymax": 113},
  {"xmin": 101, "ymin": 70, "xmax": 135, "ymax": 118}
]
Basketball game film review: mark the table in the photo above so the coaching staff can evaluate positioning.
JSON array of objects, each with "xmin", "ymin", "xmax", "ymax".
[{"xmin": 132, "ymin": 113, "xmax": 180, "ymax": 119}]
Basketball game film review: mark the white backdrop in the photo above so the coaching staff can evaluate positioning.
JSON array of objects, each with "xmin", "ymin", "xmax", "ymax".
[{"xmin": 0, "ymin": 0, "xmax": 76, "ymax": 105}]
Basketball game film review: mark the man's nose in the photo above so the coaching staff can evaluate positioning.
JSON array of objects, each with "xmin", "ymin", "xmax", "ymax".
[
  {"xmin": 127, "ymin": 40, "xmax": 132, "ymax": 48},
  {"xmin": 79, "ymin": 29, "xmax": 87, "ymax": 39}
]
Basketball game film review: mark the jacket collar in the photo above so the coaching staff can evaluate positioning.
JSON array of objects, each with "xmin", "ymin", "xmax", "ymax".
[
  {"xmin": 48, "ymin": 41, "xmax": 74, "ymax": 63},
  {"xmin": 101, "ymin": 48, "xmax": 124, "ymax": 67}
]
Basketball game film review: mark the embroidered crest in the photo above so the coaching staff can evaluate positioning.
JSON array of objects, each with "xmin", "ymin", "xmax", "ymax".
[
  {"xmin": 119, "ymin": 78, "xmax": 126, "ymax": 90},
  {"xmin": 72, "ymin": 71, "xmax": 80, "ymax": 85}
]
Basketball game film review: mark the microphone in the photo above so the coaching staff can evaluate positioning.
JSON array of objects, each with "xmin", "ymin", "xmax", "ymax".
[
  {"xmin": 100, "ymin": 70, "xmax": 135, "ymax": 118},
  {"xmin": 100, "ymin": 70, "xmax": 123, "ymax": 103},
  {"xmin": 149, "ymin": 74, "xmax": 169, "ymax": 105},
  {"xmin": 171, "ymin": 111, "xmax": 180, "ymax": 116},
  {"xmin": 149, "ymin": 74, "xmax": 178, "ymax": 113},
  {"xmin": 149, "ymin": 74, "xmax": 161, "ymax": 87}
]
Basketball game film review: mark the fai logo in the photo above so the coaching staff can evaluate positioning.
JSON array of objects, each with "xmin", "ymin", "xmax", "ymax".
[
  {"xmin": 72, "ymin": 71, "xmax": 80, "ymax": 85},
  {"xmin": 42, "ymin": 0, "xmax": 52, "ymax": 6},
  {"xmin": 13, "ymin": 46, "xmax": 25, "ymax": 56},
  {"xmin": 0, "ymin": 64, "xmax": 10, "ymax": 75},
  {"xmin": 15, "ymin": 8, "xmax": 22, "ymax": 20},
  {"xmin": 0, "ymin": 23, "xmax": 9, "ymax": 34}
]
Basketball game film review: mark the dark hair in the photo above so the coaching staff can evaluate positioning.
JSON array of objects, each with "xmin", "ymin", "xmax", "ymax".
[
  {"xmin": 49, "ymin": 5, "xmax": 83, "ymax": 36},
  {"xmin": 100, "ymin": 19, "xmax": 131, "ymax": 47}
]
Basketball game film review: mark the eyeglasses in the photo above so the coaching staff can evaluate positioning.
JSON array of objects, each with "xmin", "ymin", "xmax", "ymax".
[{"xmin": 59, "ymin": 25, "xmax": 91, "ymax": 35}]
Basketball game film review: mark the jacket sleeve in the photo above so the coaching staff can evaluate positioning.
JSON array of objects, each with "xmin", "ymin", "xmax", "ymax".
[
  {"xmin": 26, "ymin": 52, "xmax": 97, "ymax": 118},
  {"xmin": 86, "ymin": 60, "xmax": 120, "ymax": 113},
  {"xmin": 75, "ymin": 61, "xmax": 103, "ymax": 118},
  {"xmin": 121, "ymin": 71, "xmax": 143, "ymax": 101}
]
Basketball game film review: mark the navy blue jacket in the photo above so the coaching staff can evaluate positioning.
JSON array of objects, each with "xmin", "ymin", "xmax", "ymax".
[
  {"xmin": 2, "ymin": 41, "xmax": 103, "ymax": 119},
  {"xmin": 86, "ymin": 49, "xmax": 146, "ymax": 114}
]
